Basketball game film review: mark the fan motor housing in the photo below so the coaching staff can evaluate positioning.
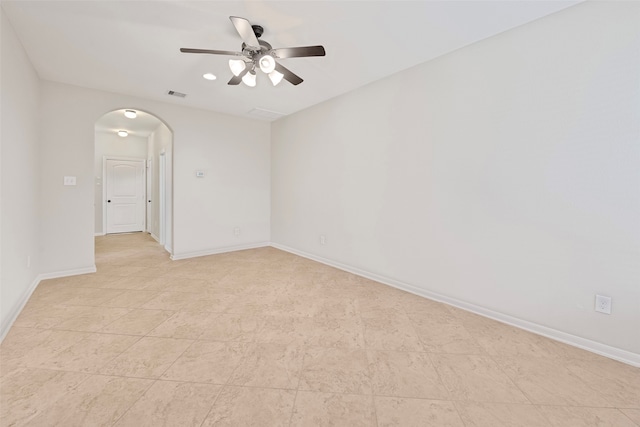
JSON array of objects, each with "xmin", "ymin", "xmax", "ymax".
[{"xmin": 252, "ymin": 25, "xmax": 264, "ymax": 38}]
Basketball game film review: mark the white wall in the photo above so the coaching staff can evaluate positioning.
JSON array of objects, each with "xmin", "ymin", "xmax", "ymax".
[
  {"xmin": 173, "ymin": 112, "xmax": 271, "ymax": 258},
  {"xmin": 148, "ymin": 123, "xmax": 173, "ymax": 250},
  {"xmin": 0, "ymin": 8, "xmax": 41, "ymax": 337},
  {"xmin": 271, "ymin": 1, "xmax": 640, "ymax": 357},
  {"xmin": 39, "ymin": 81, "xmax": 270, "ymax": 272},
  {"xmin": 94, "ymin": 131, "xmax": 148, "ymax": 235}
]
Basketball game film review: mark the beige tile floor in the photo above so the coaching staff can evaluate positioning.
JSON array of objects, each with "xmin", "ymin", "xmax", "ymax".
[{"xmin": 1, "ymin": 232, "xmax": 638, "ymax": 426}]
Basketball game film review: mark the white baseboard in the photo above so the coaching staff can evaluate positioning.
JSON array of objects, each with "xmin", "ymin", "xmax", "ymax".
[
  {"xmin": 170, "ymin": 242, "xmax": 270, "ymax": 261},
  {"xmin": 94, "ymin": 232, "xmax": 105, "ymax": 237},
  {"xmin": 0, "ymin": 275, "xmax": 41, "ymax": 342},
  {"xmin": 1, "ymin": 265, "xmax": 98, "ymax": 343},
  {"xmin": 271, "ymin": 243, "xmax": 640, "ymax": 367},
  {"xmin": 38, "ymin": 265, "xmax": 97, "ymax": 281},
  {"xmin": 147, "ymin": 233, "xmax": 170, "ymax": 256}
]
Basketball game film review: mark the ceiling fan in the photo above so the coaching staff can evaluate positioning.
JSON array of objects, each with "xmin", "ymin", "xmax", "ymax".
[{"xmin": 180, "ymin": 16, "xmax": 326, "ymax": 87}]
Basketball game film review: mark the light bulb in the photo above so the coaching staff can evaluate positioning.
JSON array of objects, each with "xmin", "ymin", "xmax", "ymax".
[
  {"xmin": 242, "ymin": 71, "xmax": 257, "ymax": 87},
  {"xmin": 258, "ymin": 55, "xmax": 276, "ymax": 74},
  {"xmin": 124, "ymin": 110, "xmax": 137, "ymax": 119},
  {"xmin": 117, "ymin": 130, "xmax": 128, "ymax": 137},
  {"xmin": 268, "ymin": 70, "xmax": 284, "ymax": 86},
  {"xmin": 202, "ymin": 73, "xmax": 217, "ymax": 81},
  {"xmin": 229, "ymin": 59, "xmax": 246, "ymax": 76}
]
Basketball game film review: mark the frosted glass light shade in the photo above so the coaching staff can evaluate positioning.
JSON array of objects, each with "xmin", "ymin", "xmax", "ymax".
[
  {"xmin": 229, "ymin": 59, "xmax": 246, "ymax": 76},
  {"xmin": 242, "ymin": 71, "xmax": 256, "ymax": 87},
  {"xmin": 117, "ymin": 130, "xmax": 128, "ymax": 137},
  {"xmin": 268, "ymin": 70, "xmax": 284, "ymax": 86},
  {"xmin": 124, "ymin": 110, "xmax": 137, "ymax": 119},
  {"xmin": 259, "ymin": 55, "xmax": 276, "ymax": 74}
]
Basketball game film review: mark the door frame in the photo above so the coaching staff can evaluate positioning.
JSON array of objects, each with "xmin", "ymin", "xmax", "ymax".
[
  {"xmin": 146, "ymin": 156, "xmax": 153, "ymax": 234},
  {"xmin": 159, "ymin": 151, "xmax": 166, "ymax": 246},
  {"xmin": 102, "ymin": 156, "xmax": 147, "ymax": 235}
]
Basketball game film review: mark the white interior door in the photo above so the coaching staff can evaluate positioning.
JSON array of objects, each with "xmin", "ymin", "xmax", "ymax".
[{"xmin": 106, "ymin": 158, "xmax": 145, "ymax": 234}]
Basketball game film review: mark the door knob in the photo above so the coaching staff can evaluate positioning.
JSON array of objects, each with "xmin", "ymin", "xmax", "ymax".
[{"xmin": 107, "ymin": 200, "xmax": 111, "ymax": 203}]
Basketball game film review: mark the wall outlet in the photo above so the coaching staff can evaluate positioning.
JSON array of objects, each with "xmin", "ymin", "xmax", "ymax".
[
  {"xmin": 319, "ymin": 234, "xmax": 326, "ymax": 245},
  {"xmin": 234, "ymin": 227, "xmax": 241, "ymax": 237},
  {"xmin": 595, "ymin": 294, "xmax": 612, "ymax": 314},
  {"xmin": 63, "ymin": 176, "xmax": 77, "ymax": 186}
]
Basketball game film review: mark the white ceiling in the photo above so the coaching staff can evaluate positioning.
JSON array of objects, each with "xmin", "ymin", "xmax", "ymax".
[
  {"xmin": 95, "ymin": 109, "xmax": 163, "ymax": 138},
  {"xmin": 3, "ymin": 1, "xmax": 580, "ymax": 122}
]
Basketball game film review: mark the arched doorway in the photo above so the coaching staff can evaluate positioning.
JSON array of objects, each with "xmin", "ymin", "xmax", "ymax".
[{"xmin": 94, "ymin": 109, "xmax": 173, "ymax": 254}]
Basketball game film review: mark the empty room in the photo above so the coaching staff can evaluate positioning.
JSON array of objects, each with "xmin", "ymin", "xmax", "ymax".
[{"xmin": 1, "ymin": 1, "xmax": 639, "ymax": 426}]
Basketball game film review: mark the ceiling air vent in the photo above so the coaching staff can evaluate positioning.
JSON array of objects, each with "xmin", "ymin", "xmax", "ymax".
[
  {"xmin": 247, "ymin": 108, "xmax": 285, "ymax": 121},
  {"xmin": 167, "ymin": 90, "xmax": 187, "ymax": 98}
]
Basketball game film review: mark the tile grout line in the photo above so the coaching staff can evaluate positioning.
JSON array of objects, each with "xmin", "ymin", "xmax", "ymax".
[
  {"xmin": 196, "ymin": 384, "xmax": 225, "ymax": 427},
  {"xmin": 288, "ymin": 343, "xmax": 308, "ymax": 426},
  {"xmin": 484, "ymin": 352, "xmax": 536, "ymax": 406},
  {"xmin": 109, "ymin": 378, "xmax": 159, "ymax": 426},
  {"xmin": 617, "ymin": 409, "xmax": 640, "ymax": 427}
]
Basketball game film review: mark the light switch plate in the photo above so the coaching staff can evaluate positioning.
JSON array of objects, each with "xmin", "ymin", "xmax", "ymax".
[{"xmin": 63, "ymin": 176, "xmax": 77, "ymax": 186}]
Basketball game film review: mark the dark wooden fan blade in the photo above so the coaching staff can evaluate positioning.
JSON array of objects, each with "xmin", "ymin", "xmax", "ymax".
[
  {"xmin": 228, "ymin": 75, "xmax": 242, "ymax": 85},
  {"xmin": 272, "ymin": 46, "xmax": 325, "ymax": 59},
  {"xmin": 275, "ymin": 63, "xmax": 303, "ymax": 86},
  {"xmin": 180, "ymin": 48, "xmax": 243, "ymax": 56},
  {"xmin": 228, "ymin": 67, "xmax": 250, "ymax": 85},
  {"xmin": 229, "ymin": 16, "xmax": 260, "ymax": 49}
]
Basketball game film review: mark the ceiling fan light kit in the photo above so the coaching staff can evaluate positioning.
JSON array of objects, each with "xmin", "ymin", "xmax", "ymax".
[
  {"xmin": 268, "ymin": 70, "xmax": 284, "ymax": 86},
  {"xmin": 242, "ymin": 70, "xmax": 257, "ymax": 87},
  {"xmin": 181, "ymin": 16, "xmax": 326, "ymax": 87},
  {"xmin": 229, "ymin": 59, "xmax": 246, "ymax": 77},
  {"xmin": 258, "ymin": 55, "xmax": 276, "ymax": 74}
]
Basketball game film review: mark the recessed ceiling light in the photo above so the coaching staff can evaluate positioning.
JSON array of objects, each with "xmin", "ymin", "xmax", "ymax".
[
  {"xmin": 124, "ymin": 110, "xmax": 137, "ymax": 119},
  {"xmin": 117, "ymin": 130, "xmax": 128, "ymax": 137},
  {"xmin": 203, "ymin": 73, "xmax": 217, "ymax": 81}
]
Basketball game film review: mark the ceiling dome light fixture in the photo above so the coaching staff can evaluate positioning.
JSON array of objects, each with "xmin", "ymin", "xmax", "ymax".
[
  {"xmin": 203, "ymin": 73, "xmax": 217, "ymax": 80},
  {"xmin": 117, "ymin": 130, "xmax": 128, "ymax": 137},
  {"xmin": 242, "ymin": 70, "xmax": 257, "ymax": 87},
  {"xmin": 124, "ymin": 110, "xmax": 137, "ymax": 119},
  {"xmin": 258, "ymin": 54, "xmax": 276, "ymax": 74},
  {"xmin": 229, "ymin": 59, "xmax": 246, "ymax": 77}
]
